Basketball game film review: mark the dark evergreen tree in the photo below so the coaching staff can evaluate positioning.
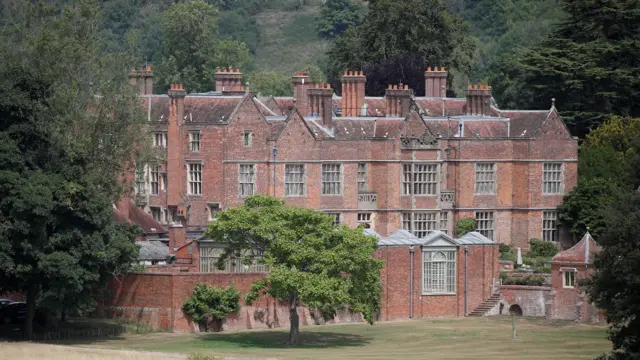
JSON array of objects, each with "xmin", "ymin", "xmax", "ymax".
[{"xmin": 316, "ymin": 0, "xmax": 362, "ymax": 39}]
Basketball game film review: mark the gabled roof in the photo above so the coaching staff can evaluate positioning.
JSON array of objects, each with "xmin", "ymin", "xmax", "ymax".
[
  {"xmin": 112, "ymin": 199, "xmax": 167, "ymax": 234},
  {"xmin": 552, "ymin": 232, "xmax": 602, "ymax": 264},
  {"xmin": 377, "ymin": 230, "xmax": 495, "ymax": 247}
]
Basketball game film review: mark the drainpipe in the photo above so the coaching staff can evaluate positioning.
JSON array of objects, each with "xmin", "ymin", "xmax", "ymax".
[
  {"xmin": 272, "ymin": 145, "xmax": 278, "ymax": 197},
  {"xmin": 464, "ymin": 245, "xmax": 469, "ymax": 316},
  {"xmin": 409, "ymin": 245, "xmax": 414, "ymax": 319}
]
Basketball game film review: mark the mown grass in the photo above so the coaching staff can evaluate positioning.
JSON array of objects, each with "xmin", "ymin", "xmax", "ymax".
[{"xmin": 86, "ymin": 316, "xmax": 610, "ymax": 360}]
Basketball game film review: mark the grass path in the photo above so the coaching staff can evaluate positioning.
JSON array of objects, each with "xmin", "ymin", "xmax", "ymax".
[{"xmin": 74, "ymin": 317, "xmax": 610, "ymax": 360}]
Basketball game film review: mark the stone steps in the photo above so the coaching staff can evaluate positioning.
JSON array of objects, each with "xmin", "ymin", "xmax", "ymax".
[{"xmin": 468, "ymin": 294, "xmax": 501, "ymax": 317}]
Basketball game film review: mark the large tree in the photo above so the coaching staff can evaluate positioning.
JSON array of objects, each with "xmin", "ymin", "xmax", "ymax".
[
  {"xmin": 316, "ymin": 0, "xmax": 362, "ymax": 39},
  {"xmin": 154, "ymin": 0, "xmax": 251, "ymax": 93},
  {"xmin": 587, "ymin": 190, "xmax": 640, "ymax": 359},
  {"xmin": 491, "ymin": 0, "xmax": 640, "ymax": 137},
  {"xmin": 205, "ymin": 196, "xmax": 383, "ymax": 345},
  {"xmin": 0, "ymin": 0, "xmax": 144, "ymax": 338},
  {"xmin": 326, "ymin": 0, "xmax": 475, "ymax": 96},
  {"xmin": 558, "ymin": 116, "xmax": 640, "ymax": 238}
]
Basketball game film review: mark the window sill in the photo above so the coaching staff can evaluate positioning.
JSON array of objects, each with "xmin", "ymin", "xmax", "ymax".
[
  {"xmin": 187, "ymin": 194, "xmax": 203, "ymax": 198},
  {"xmin": 421, "ymin": 292, "xmax": 456, "ymax": 296},
  {"xmin": 474, "ymin": 193, "xmax": 496, "ymax": 196},
  {"xmin": 402, "ymin": 194, "xmax": 438, "ymax": 197},
  {"xmin": 563, "ymin": 286, "xmax": 575, "ymax": 289},
  {"xmin": 285, "ymin": 195, "xmax": 307, "ymax": 198},
  {"xmin": 321, "ymin": 194, "xmax": 343, "ymax": 197},
  {"xmin": 542, "ymin": 193, "xmax": 563, "ymax": 196}
]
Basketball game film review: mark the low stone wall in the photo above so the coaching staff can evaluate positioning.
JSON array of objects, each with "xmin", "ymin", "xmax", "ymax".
[{"xmin": 491, "ymin": 285, "xmax": 551, "ymax": 317}]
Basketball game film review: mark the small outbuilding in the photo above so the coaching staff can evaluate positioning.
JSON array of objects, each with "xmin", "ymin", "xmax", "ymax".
[
  {"xmin": 375, "ymin": 230, "xmax": 500, "ymax": 320},
  {"xmin": 546, "ymin": 232, "xmax": 604, "ymax": 322}
]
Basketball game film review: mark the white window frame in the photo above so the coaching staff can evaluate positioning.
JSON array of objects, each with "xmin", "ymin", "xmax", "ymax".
[
  {"xmin": 189, "ymin": 131, "xmax": 201, "ymax": 153},
  {"xmin": 475, "ymin": 163, "xmax": 496, "ymax": 194},
  {"xmin": 153, "ymin": 132, "xmax": 167, "ymax": 148},
  {"xmin": 238, "ymin": 164, "xmax": 256, "ymax": 198},
  {"xmin": 439, "ymin": 211, "xmax": 449, "ymax": 234},
  {"xmin": 208, "ymin": 203, "xmax": 220, "ymax": 221},
  {"xmin": 402, "ymin": 163, "xmax": 438, "ymax": 196},
  {"xmin": 284, "ymin": 164, "xmax": 306, "ymax": 197},
  {"xmin": 357, "ymin": 213, "xmax": 372, "ymax": 228},
  {"xmin": 475, "ymin": 211, "xmax": 495, "ymax": 240},
  {"xmin": 187, "ymin": 162, "xmax": 203, "ymax": 196},
  {"xmin": 543, "ymin": 211, "xmax": 558, "ymax": 242},
  {"xmin": 402, "ymin": 212, "xmax": 444, "ymax": 238},
  {"xmin": 326, "ymin": 212, "xmax": 341, "ymax": 225},
  {"xmin": 150, "ymin": 164, "xmax": 160, "ymax": 195},
  {"xmin": 357, "ymin": 163, "xmax": 368, "ymax": 192},
  {"xmin": 422, "ymin": 248, "xmax": 457, "ymax": 295},
  {"xmin": 543, "ymin": 163, "xmax": 563, "ymax": 194},
  {"xmin": 243, "ymin": 130, "xmax": 253, "ymax": 148},
  {"xmin": 135, "ymin": 163, "xmax": 148, "ymax": 195},
  {"xmin": 321, "ymin": 163, "xmax": 342, "ymax": 195},
  {"xmin": 562, "ymin": 268, "xmax": 577, "ymax": 288}
]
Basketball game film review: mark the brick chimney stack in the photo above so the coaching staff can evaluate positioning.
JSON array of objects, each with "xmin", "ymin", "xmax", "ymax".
[
  {"xmin": 466, "ymin": 84, "xmax": 492, "ymax": 116},
  {"xmin": 292, "ymin": 72, "xmax": 312, "ymax": 116},
  {"xmin": 385, "ymin": 84, "xmax": 412, "ymax": 117},
  {"xmin": 128, "ymin": 66, "xmax": 154, "ymax": 95},
  {"xmin": 167, "ymin": 83, "xmax": 186, "ymax": 208},
  {"xmin": 215, "ymin": 67, "xmax": 244, "ymax": 93},
  {"xmin": 341, "ymin": 71, "xmax": 366, "ymax": 117},
  {"xmin": 424, "ymin": 66, "xmax": 447, "ymax": 98},
  {"xmin": 308, "ymin": 83, "xmax": 334, "ymax": 127}
]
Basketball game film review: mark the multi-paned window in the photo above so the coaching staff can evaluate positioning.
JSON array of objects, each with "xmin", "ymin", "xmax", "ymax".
[
  {"xmin": 238, "ymin": 164, "xmax": 256, "ymax": 197},
  {"xmin": 243, "ymin": 130, "xmax": 253, "ymax": 147},
  {"xmin": 543, "ymin": 163, "xmax": 563, "ymax": 194},
  {"xmin": 563, "ymin": 269, "xmax": 576, "ymax": 288},
  {"xmin": 357, "ymin": 213, "xmax": 372, "ymax": 228},
  {"xmin": 199, "ymin": 247, "xmax": 268, "ymax": 273},
  {"xmin": 402, "ymin": 212, "xmax": 444, "ymax": 238},
  {"xmin": 322, "ymin": 163, "xmax": 342, "ymax": 195},
  {"xmin": 326, "ymin": 212, "xmax": 341, "ymax": 225},
  {"xmin": 475, "ymin": 163, "xmax": 496, "ymax": 194},
  {"xmin": 135, "ymin": 165, "xmax": 147, "ymax": 195},
  {"xmin": 423, "ymin": 250, "xmax": 456, "ymax": 294},
  {"xmin": 543, "ymin": 211, "xmax": 558, "ymax": 242},
  {"xmin": 285, "ymin": 164, "xmax": 305, "ymax": 196},
  {"xmin": 150, "ymin": 165, "xmax": 160, "ymax": 195},
  {"xmin": 153, "ymin": 132, "xmax": 167, "ymax": 148},
  {"xmin": 357, "ymin": 163, "xmax": 367, "ymax": 192},
  {"xmin": 150, "ymin": 207, "xmax": 162, "ymax": 222},
  {"xmin": 189, "ymin": 131, "xmax": 200, "ymax": 152},
  {"xmin": 402, "ymin": 164, "xmax": 438, "ymax": 195},
  {"xmin": 188, "ymin": 163, "xmax": 202, "ymax": 195},
  {"xmin": 440, "ymin": 212, "xmax": 449, "ymax": 234},
  {"xmin": 208, "ymin": 203, "xmax": 220, "ymax": 221},
  {"xmin": 475, "ymin": 211, "xmax": 495, "ymax": 240}
]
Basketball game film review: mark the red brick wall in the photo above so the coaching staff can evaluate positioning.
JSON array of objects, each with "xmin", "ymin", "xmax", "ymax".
[
  {"xmin": 376, "ymin": 244, "xmax": 499, "ymax": 321},
  {"xmin": 500, "ymin": 285, "xmax": 551, "ymax": 317},
  {"xmin": 547, "ymin": 263, "xmax": 603, "ymax": 321}
]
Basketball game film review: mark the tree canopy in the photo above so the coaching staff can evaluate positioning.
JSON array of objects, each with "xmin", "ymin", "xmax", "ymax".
[
  {"xmin": 491, "ymin": 0, "xmax": 640, "ymax": 137},
  {"xmin": 316, "ymin": 0, "xmax": 362, "ymax": 39},
  {"xmin": 154, "ymin": 0, "xmax": 251, "ymax": 93},
  {"xmin": 326, "ymin": 0, "xmax": 475, "ymax": 96},
  {"xmin": 205, "ymin": 195, "xmax": 383, "ymax": 344},
  {"xmin": 0, "ymin": 0, "xmax": 144, "ymax": 337}
]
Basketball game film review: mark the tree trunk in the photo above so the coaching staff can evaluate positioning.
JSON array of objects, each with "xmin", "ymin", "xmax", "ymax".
[
  {"xmin": 61, "ymin": 309, "xmax": 67, "ymax": 323},
  {"xmin": 25, "ymin": 284, "xmax": 39, "ymax": 340},
  {"xmin": 288, "ymin": 292, "xmax": 300, "ymax": 345}
]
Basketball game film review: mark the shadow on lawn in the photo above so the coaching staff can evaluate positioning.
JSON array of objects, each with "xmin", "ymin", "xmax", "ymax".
[{"xmin": 198, "ymin": 330, "xmax": 371, "ymax": 349}]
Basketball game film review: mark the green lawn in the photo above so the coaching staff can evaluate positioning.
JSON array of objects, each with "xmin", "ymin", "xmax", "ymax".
[{"xmin": 89, "ymin": 317, "xmax": 611, "ymax": 360}]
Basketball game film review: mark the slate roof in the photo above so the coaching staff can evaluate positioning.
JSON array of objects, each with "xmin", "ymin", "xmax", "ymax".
[
  {"xmin": 144, "ymin": 95, "xmax": 244, "ymax": 124},
  {"xmin": 377, "ymin": 230, "xmax": 495, "ymax": 247},
  {"xmin": 552, "ymin": 232, "xmax": 602, "ymax": 264},
  {"xmin": 138, "ymin": 241, "xmax": 169, "ymax": 261}
]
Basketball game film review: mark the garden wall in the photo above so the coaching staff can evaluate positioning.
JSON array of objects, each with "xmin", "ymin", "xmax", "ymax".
[
  {"xmin": 494, "ymin": 285, "xmax": 551, "ymax": 317},
  {"xmin": 97, "ymin": 272, "xmax": 363, "ymax": 332}
]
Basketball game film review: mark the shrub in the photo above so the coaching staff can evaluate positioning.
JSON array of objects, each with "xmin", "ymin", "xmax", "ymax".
[
  {"xmin": 502, "ymin": 276, "xmax": 545, "ymax": 286},
  {"xmin": 499, "ymin": 243, "xmax": 515, "ymax": 261},
  {"xmin": 188, "ymin": 353, "xmax": 222, "ymax": 360},
  {"xmin": 455, "ymin": 218, "xmax": 476, "ymax": 237},
  {"xmin": 529, "ymin": 238, "xmax": 558, "ymax": 258},
  {"xmin": 535, "ymin": 266, "xmax": 552, "ymax": 274},
  {"xmin": 182, "ymin": 283, "xmax": 241, "ymax": 332}
]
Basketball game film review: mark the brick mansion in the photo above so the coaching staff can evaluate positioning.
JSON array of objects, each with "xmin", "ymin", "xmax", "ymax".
[{"xmin": 123, "ymin": 66, "xmax": 578, "ymax": 260}]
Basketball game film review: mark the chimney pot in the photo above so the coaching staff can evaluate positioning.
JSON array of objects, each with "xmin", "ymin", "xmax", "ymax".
[
  {"xmin": 442, "ymin": 66, "xmax": 446, "ymax": 72},
  {"xmin": 427, "ymin": 67, "xmax": 432, "ymax": 72},
  {"xmin": 434, "ymin": 66, "xmax": 439, "ymax": 72},
  {"xmin": 222, "ymin": 67, "xmax": 227, "ymax": 72},
  {"xmin": 147, "ymin": 66, "xmax": 151, "ymax": 71},
  {"xmin": 229, "ymin": 66, "xmax": 234, "ymax": 72},
  {"xmin": 393, "ymin": 85, "xmax": 398, "ymax": 90},
  {"xmin": 404, "ymin": 85, "xmax": 408, "ymax": 90}
]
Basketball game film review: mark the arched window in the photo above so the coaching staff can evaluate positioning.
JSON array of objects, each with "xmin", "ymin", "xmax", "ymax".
[{"xmin": 422, "ymin": 249, "xmax": 456, "ymax": 294}]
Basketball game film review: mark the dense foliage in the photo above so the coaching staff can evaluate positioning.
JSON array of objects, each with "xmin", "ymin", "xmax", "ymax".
[
  {"xmin": 558, "ymin": 117, "xmax": 640, "ymax": 238},
  {"xmin": 528, "ymin": 239, "xmax": 558, "ymax": 258},
  {"xmin": 587, "ymin": 191, "xmax": 640, "ymax": 360},
  {"xmin": 316, "ymin": 0, "xmax": 362, "ymax": 39},
  {"xmin": 206, "ymin": 195, "xmax": 382, "ymax": 344},
  {"xmin": 455, "ymin": 218, "xmax": 476, "ymax": 237},
  {"xmin": 182, "ymin": 284, "xmax": 241, "ymax": 332},
  {"xmin": 326, "ymin": 0, "xmax": 475, "ymax": 96},
  {"xmin": 490, "ymin": 0, "xmax": 640, "ymax": 137},
  {"xmin": 0, "ymin": 0, "xmax": 144, "ymax": 338}
]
